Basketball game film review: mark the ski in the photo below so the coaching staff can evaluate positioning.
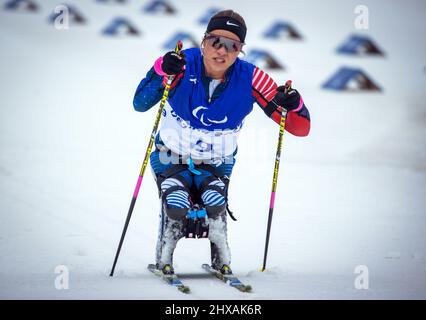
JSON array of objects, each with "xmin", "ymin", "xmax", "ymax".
[
  {"xmin": 202, "ymin": 264, "xmax": 252, "ymax": 292},
  {"xmin": 147, "ymin": 264, "xmax": 190, "ymax": 294}
]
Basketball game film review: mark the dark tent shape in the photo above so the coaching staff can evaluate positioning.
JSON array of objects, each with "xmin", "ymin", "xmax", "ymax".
[
  {"xmin": 198, "ymin": 7, "xmax": 222, "ymax": 25},
  {"xmin": 143, "ymin": 0, "xmax": 176, "ymax": 14},
  {"xmin": 163, "ymin": 32, "xmax": 199, "ymax": 50},
  {"xmin": 322, "ymin": 67, "xmax": 381, "ymax": 91},
  {"xmin": 337, "ymin": 34, "xmax": 384, "ymax": 56},
  {"xmin": 102, "ymin": 17, "xmax": 140, "ymax": 36},
  {"xmin": 4, "ymin": 0, "xmax": 39, "ymax": 12},
  {"xmin": 244, "ymin": 49, "xmax": 284, "ymax": 70},
  {"xmin": 263, "ymin": 21, "xmax": 303, "ymax": 40},
  {"xmin": 48, "ymin": 4, "xmax": 86, "ymax": 25},
  {"xmin": 96, "ymin": 0, "xmax": 126, "ymax": 3}
]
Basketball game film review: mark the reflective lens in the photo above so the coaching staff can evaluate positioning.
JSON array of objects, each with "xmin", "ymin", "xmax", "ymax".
[{"xmin": 204, "ymin": 34, "xmax": 243, "ymax": 53}]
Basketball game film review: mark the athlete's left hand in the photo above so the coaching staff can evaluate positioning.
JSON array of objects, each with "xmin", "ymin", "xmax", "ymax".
[{"xmin": 272, "ymin": 86, "xmax": 302, "ymax": 111}]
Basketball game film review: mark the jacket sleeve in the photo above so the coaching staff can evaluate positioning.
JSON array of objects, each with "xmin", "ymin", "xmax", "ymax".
[
  {"xmin": 133, "ymin": 65, "xmax": 184, "ymax": 112},
  {"xmin": 251, "ymin": 66, "xmax": 311, "ymax": 137},
  {"xmin": 133, "ymin": 67, "xmax": 165, "ymax": 112}
]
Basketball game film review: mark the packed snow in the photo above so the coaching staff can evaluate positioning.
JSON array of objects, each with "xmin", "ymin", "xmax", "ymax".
[{"xmin": 0, "ymin": 0, "xmax": 425, "ymax": 299}]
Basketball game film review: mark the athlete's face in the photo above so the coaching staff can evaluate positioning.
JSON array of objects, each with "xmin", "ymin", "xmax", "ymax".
[{"xmin": 202, "ymin": 29, "xmax": 242, "ymax": 79}]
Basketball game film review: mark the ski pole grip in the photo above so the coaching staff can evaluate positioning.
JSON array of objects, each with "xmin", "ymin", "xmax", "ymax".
[
  {"xmin": 284, "ymin": 80, "xmax": 292, "ymax": 93},
  {"xmin": 175, "ymin": 40, "xmax": 183, "ymax": 54}
]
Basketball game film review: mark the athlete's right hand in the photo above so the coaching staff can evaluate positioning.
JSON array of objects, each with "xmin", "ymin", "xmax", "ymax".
[{"xmin": 161, "ymin": 51, "xmax": 186, "ymax": 75}]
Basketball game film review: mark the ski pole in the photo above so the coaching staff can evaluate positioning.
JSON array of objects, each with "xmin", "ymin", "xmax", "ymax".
[
  {"xmin": 261, "ymin": 80, "xmax": 292, "ymax": 272},
  {"xmin": 110, "ymin": 41, "xmax": 183, "ymax": 277}
]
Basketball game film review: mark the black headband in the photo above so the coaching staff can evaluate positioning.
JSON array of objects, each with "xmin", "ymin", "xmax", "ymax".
[{"xmin": 206, "ymin": 16, "xmax": 247, "ymax": 43}]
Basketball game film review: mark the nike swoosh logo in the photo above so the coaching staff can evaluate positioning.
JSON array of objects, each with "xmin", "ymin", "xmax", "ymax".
[{"xmin": 226, "ymin": 21, "xmax": 239, "ymax": 27}]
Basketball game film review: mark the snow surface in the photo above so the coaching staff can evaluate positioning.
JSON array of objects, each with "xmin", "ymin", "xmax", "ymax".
[{"xmin": 1, "ymin": 0, "xmax": 426, "ymax": 299}]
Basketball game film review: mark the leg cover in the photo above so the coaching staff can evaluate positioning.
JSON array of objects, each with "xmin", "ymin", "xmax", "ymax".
[
  {"xmin": 155, "ymin": 177, "xmax": 191, "ymax": 269},
  {"xmin": 155, "ymin": 207, "xmax": 186, "ymax": 269},
  {"xmin": 206, "ymin": 204, "xmax": 231, "ymax": 269},
  {"xmin": 199, "ymin": 176, "xmax": 231, "ymax": 269}
]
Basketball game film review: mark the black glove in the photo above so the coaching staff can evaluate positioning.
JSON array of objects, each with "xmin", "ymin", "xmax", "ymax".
[
  {"xmin": 161, "ymin": 51, "xmax": 186, "ymax": 75},
  {"xmin": 272, "ymin": 85, "xmax": 301, "ymax": 111}
]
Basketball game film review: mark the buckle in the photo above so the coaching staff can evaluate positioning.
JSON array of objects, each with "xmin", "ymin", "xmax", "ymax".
[{"xmin": 185, "ymin": 205, "xmax": 209, "ymax": 238}]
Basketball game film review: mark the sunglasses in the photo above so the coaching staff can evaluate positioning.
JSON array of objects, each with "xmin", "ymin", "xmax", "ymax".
[{"xmin": 203, "ymin": 33, "xmax": 244, "ymax": 53}]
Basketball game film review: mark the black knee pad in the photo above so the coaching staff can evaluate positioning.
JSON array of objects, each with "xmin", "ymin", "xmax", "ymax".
[
  {"xmin": 163, "ymin": 205, "xmax": 188, "ymax": 221},
  {"xmin": 205, "ymin": 204, "xmax": 227, "ymax": 219}
]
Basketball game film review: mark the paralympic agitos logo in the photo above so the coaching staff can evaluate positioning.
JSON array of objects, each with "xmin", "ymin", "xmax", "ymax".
[{"xmin": 192, "ymin": 106, "xmax": 228, "ymax": 126}]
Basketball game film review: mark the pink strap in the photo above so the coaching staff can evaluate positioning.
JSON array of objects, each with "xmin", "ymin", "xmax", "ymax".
[
  {"xmin": 292, "ymin": 96, "xmax": 304, "ymax": 112},
  {"xmin": 153, "ymin": 56, "xmax": 166, "ymax": 76}
]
